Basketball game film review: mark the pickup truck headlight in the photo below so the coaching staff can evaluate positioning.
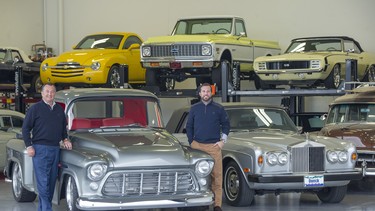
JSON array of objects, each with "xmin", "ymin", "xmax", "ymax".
[
  {"xmin": 195, "ymin": 160, "xmax": 214, "ymax": 177},
  {"xmin": 201, "ymin": 45, "xmax": 212, "ymax": 56},
  {"xmin": 142, "ymin": 46, "xmax": 151, "ymax": 57},
  {"xmin": 91, "ymin": 62, "xmax": 101, "ymax": 70},
  {"xmin": 87, "ymin": 163, "xmax": 108, "ymax": 181}
]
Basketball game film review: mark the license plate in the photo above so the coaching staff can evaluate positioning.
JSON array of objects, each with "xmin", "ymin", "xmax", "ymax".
[{"xmin": 304, "ymin": 175, "xmax": 324, "ymax": 187}]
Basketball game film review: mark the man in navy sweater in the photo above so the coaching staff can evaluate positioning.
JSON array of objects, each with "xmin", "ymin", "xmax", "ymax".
[
  {"xmin": 186, "ymin": 83, "xmax": 230, "ymax": 211},
  {"xmin": 22, "ymin": 83, "xmax": 72, "ymax": 211}
]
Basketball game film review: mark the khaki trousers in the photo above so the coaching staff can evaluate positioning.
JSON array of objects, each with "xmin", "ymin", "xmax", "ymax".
[{"xmin": 191, "ymin": 140, "xmax": 223, "ymax": 207}]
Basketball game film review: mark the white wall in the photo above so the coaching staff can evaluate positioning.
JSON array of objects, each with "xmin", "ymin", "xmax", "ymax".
[{"xmin": 2, "ymin": 0, "xmax": 374, "ymax": 58}]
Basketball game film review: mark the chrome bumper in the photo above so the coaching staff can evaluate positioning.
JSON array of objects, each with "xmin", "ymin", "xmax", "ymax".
[{"xmin": 77, "ymin": 192, "xmax": 213, "ymax": 210}]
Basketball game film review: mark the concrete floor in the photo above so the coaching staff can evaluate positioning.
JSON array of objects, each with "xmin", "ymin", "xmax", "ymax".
[{"xmin": 1, "ymin": 175, "xmax": 375, "ymax": 211}]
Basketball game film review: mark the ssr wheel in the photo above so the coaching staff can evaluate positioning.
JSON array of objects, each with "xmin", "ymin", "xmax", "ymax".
[
  {"xmin": 317, "ymin": 185, "xmax": 347, "ymax": 203},
  {"xmin": 224, "ymin": 161, "xmax": 254, "ymax": 206},
  {"xmin": 324, "ymin": 64, "xmax": 341, "ymax": 89},
  {"xmin": 65, "ymin": 176, "xmax": 81, "ymax": 211},
  {"xmin": 12, "ymin": 162, "xmax": 37, "ymax": 202},
  {"xmin": 30, "ymin": 75, "xmax": 43, "ymax": 93},
  {"xmin": 106, "ymin": 65, "xmax": 121, "ymax": 88}
]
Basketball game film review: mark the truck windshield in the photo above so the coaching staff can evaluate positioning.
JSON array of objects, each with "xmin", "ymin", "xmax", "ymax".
[
  {"xmin": 75, "ymin": 34, "xmax": 123, "ymax": 49},
  {"xmin": 173, "ymin": 18, "xmax": 232, "ymax": 35}
]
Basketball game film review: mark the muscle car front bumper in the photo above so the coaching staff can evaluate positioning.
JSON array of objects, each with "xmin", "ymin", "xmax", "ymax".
[{"xmin": 76, "ymin": 192, "xmax": 213, "ymax": 210}]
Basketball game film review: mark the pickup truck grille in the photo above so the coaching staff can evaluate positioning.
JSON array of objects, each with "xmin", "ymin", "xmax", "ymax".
[
  {"xmin": 148, "ymin": 44, "xmax": 202, "ymax": 57},
  {"xmin": 291, "ymin": 146, "xmax": 325, "ymax": 172},
  {"xmin": 266, "ymin": 61, "xmax": 310, "ymax": 70},
  {"xmin": 102, "ymin": 171, "xmax": 196, "ymax": 196}
]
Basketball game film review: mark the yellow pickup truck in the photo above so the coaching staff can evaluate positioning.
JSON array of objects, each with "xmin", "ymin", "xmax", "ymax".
[{"xmin": 141, "ymin": 16, "xmax": 281, "ymax": 91}]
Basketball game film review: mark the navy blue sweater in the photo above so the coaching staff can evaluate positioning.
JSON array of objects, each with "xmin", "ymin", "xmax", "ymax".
[
  {"xmin": 186, "ymin": 100, "xmax": 230, "ymax": 144},
  {"xmin": 22, "ymin": 100, "xmax": 68, "ymax": 147}
]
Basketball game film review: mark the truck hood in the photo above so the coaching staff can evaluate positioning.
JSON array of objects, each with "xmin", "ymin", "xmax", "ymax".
[
  {"xmin": 320, "ymin": 123, "xmax": 375, "ymax": 149},
  {"xmin": 143, "ymin": 34, "xmax": 231, "ymax": 44},
  {"xmin": 47, "ymin": 49, "xmax": 118, "ymax": 64},
  {"xmin": 70, "ymin": 129, "xmax": 190, "ymax": 168}
]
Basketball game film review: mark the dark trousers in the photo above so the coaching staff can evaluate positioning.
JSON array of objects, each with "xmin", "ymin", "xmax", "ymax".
[{"xmin": 32, "ymin": 144, "xmax": 60, "ymax": 211}]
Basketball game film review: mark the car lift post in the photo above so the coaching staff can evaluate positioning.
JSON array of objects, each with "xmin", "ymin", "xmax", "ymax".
[
  {"xmin": 14, "ymin": 65, "xmax": 26, "ymax": 113},
  {"xmin": 221, "ymin": 60, "xmax": 240, "ymax": 102},
  {"xmin": 119, "ymin": 64, "xmax": 129, "ymax": 88},
  {"xmin": 345, "ymin": 59, "xmax": 357, "ymax": 90}
]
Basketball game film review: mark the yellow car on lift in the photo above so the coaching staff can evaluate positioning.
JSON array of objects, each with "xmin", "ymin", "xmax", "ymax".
[{"xmin": 40, "ymin": 32, "xmax": 146, "ymax": 88}]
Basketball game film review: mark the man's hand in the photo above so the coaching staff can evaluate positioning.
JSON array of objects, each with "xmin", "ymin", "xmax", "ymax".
[
  {"xmin": 26, "ymin": 146, "xmax": 35, "ymax": 157},
  {"xmin": 63, "ymin": 139, "xmax": 72, "ymax": 150},
  {"xmin": 214, "ymin": 140, "xmax": 225, "ymax": 149}
]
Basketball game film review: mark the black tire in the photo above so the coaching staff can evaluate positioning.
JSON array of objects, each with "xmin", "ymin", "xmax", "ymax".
[
  {"xmin": 211, "ymin": 60, "xmax": 241, "ymax": 91},
  {"xmin": 11, "ymin": 162, "xmax": 37, "ymax": 202},
  {"xmin": 253, "ymin": 74, "xmax": 275, "ymax": 90},
  {"xmin": 316, "ymin": 185, "xmax": 347, "ymax": 203},
  {"xmin": 178, "ymin": 206, "xmax": 209, "ymax": 211},
  {"xmin": 364, "ymin": 65, "xmax": 375, "ymax": 82},
  {"xmin": 106, "ymin": 65, "xmax": 121, "ymax": 88},
  {"xmin": 324, "ymin": 64, "xmax": 341, "ymax": 89},
  {"xmin": 145, "ymin": 68, "xmax": 173, "ymax": 91},
  {"xmin": 224, "ymin": 161, "xmax": 255, "ymax": 206},
  {"xmin": 65, "ymin": 176, "xmax": 81, "ymax": 211},
  {"xmin": 30, "ymin": 75, "xmax": 43, "ymax": 93}
]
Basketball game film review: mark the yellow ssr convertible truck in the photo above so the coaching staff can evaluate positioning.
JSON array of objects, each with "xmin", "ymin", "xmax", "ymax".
[{"xmin": 141, "ymin": 16, "xmax": 281, "ymax": 91}]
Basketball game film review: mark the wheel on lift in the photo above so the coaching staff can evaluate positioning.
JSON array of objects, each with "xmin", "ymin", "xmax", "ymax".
[
  {"xmin": 364, "ymin": 65, "xmax": 375, "ymax": 82},
  {"xmin": 211, "ymin": 59, "xmax": 240, "ymax": 91},
  {"xmin": 324, "ymin": 64, "xmax": 341, "ymax": 89},
  {"xmin": 30, "ymin": 75, "xmax": 43, "ymax": 93},
  {"xmin": 253, "ymin": 75, "xmax": 275, "ymax": 90},
  {"xmin": 105, "ymin": 65, "xmax": 121, "ymax": 88},
  {"xmin": 146, "ymin": 68, "xmax": 174, "ymax": 91}
]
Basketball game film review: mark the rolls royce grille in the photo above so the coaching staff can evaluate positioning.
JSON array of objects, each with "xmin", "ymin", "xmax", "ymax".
[
  {"xmin": 148, "ymin": 44, "xmax": 202, "ymax": 57},
  {"xmin": 266, "ymin": 61, "xmax": 310, "ymax": 70},
  {"xmin": 103, "ymin": 171, "xmax": 196, "ymax": 196},
  {"xmin": 292, "ymin": 146, "xmax": 325, "ymax": 172}
]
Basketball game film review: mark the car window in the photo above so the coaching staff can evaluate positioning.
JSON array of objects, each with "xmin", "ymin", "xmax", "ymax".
[
  {"xmin": 326, "ymin": 104, "xmax": 375, "ymax": 123},
  {"xmin": 234, "ymin": 19, "xmax": 246, "ymax": 36},
  {"xmin": 0, "ymin": 115, "xmax": 23, "ymax": 128},
  {"xmin": 75, "ymin": 34, "xmax": 123, "ymax": 49},
  {"xmin": 344, "ymin": 40, "xmax": 361, "ymax": 53},
  {"xmin": 122, "ymin": 36, "xmax": 142, "ymax": 49},
  {"xmin": 67, "ymin": 97, "xmax": 163, "ymax": 130}
]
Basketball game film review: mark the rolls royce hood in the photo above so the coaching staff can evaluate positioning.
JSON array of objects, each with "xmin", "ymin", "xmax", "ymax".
[
  {"xmin": 320, "ymin": 123, "xmax": 375, "ymax": 149},
  {"xmin": 228, "ymin": 130, "xmax": 347, "ymax": 151},
  {"xmin": 69, "ymin": 129, "xmax": 190, "ymax": 167}
]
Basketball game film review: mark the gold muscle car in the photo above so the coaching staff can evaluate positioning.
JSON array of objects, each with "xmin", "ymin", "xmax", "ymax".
[{"xmin": 254, "ymin": 36, "xmax": 375, "ymax": 90}]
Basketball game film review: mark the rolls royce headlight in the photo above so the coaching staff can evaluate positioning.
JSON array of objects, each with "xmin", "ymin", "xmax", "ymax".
[
  {"xmin": 267, "ymin": 153, "xmax": 278, "ymax": 166},
  {"xmin": 195, "ymin": 160, "xmax": 214, "ymax": 177},
  {"xmin": 201, "ymin": 45, "xmax": 212, "ymax": 56},
  {"xmin": 338, "ymin": 151, "xmax": 348, "ymax": 162},
  {"xmin": 310, "ymin": 60, "xmax": 321, "ymax": 69},
  {"xmin": 278, "ymin": 152, "xmax": 288, "ymax": 165},
  {"xmin": 42, "ymin": 63, "xmax": 48, "ymax": 71},
  {"xmin": 87, "ymin": 163, "xmax": 108, "ymax": 181},
  {"xmin": 327, "ymin": 150, "xmax": 338, "ymax": 163},
  {"xmin": 91, "ymin": 62, "xmax": 101, "ymax": 70},
  {"xmin": 142, "ymin": 46, "xmax": 151, "ymax": 57}
]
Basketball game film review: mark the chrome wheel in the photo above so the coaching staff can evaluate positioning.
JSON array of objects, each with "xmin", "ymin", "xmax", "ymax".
[
  {"xmin": 225, "ymin": 166, "xmax": 239, "ymax": 200},
  {"xmin": 12, "ymin": 163, "xmax": 22, "ymax": 199},
  {"xmin": 368, "ymin": 65, "xmax": 375, "ymax": 82},
  {"xmin": 107, "ymin": 66, "xmax": 121, "ymax": 88},
  {"xmin": 333, "ymin": 64, "xmax": 341, "ymax": 88}
]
